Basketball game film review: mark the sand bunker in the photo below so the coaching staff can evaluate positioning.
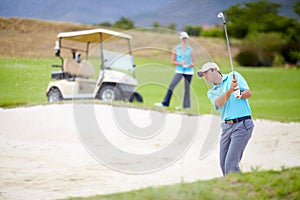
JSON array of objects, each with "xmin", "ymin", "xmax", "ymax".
[{"xmin": 0, "ymin": 104, "xmax": 299, "ymax": 200}]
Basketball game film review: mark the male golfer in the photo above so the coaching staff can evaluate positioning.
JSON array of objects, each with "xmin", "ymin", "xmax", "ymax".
[{"xmin": 197, "ymin": 62, "xmax": 254, "ymax": 176}]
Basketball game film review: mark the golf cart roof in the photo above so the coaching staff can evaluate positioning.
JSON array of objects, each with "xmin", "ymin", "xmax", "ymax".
[{"xmin": 57, "ymin": 28, "xmax": 132, "ymax": 43}]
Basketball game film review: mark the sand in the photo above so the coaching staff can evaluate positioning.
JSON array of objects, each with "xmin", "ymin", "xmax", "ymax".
[{"xmin": 0, "ymin": 104, "xmax": 299, "ymax": 200}]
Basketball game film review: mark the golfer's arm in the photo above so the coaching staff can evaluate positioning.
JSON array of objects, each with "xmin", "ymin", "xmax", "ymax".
[
  {"xmin": 215, "ymin": 89, "xmax": 252, "ymax": 107},
  {"xmin": 171, "ymin": 50, "xmax": 182, "ymax": 66},
  {"xmin": 190, "ymin": 51, "xmax": 196, "ymax": 67},
  {"xmin": 215, "ymin": 89, "xmax": 232, "ymax": 107},
  {"xmin": 240, "ymin": 89, "xmax": 252, "ymax": 99}
]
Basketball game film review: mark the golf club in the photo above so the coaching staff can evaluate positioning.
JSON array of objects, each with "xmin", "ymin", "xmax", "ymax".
[
  {"xmin": 217, "ymin": 12, "xmax": 234, "ymax": 75},
  {"xmin": 217, "ymin": 12, "xmax": 241, "ymax": 98}
]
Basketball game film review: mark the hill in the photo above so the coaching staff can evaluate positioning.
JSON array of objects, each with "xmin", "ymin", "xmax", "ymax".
[
  {"xmin": 2, "ymin": 0, "xmax": 299, "ymax": 30},
  {"xmin": 0, "ymin": 17, "xmax": 235, "ymax": 62},
  {"xmin": 0, "ymin": 0, "xmax": 171, "ymax": 24},
  {"xmin": 133, "ymin": 0, "xmax": 299, "ymax": 29},
  {"xmin": 0, "ymin": 17, "xmax": 95, "ymax": 58}
]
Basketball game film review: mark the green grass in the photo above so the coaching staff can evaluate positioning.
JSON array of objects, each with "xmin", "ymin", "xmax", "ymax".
[
  {"xmin": 66, "ymin": 167, "xmax": 300, "ymax": 200},
  {"xmin": 134, "ymin": 57, "xmax": 300, "ymax": 122},
  {"xmin": 0, "ymin": 58, "xmax": 300, "ymax": 122},
  {"xmin": 238, "ymin": 67, "xmax": 300, "ymax": 122},
  {"xmin": 0, "ymin": 58, "xmax": 53, "ymax": 107}
]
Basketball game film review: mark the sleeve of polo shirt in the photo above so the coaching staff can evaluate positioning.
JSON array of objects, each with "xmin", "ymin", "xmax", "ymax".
[
  {"xmin": 235, "ymin": 71, "xmax": 249, "ymax": 91},
  {"xmin": 207, "ymin": 89, "xmax": 220, "ymax": 110}
]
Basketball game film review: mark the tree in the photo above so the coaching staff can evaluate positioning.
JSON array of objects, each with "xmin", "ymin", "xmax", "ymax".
[
  {"xmin": 201, "ymin": 28, "xmax": 223, "ymax": 37},
  {"xmin": 113, "ymin": 17, "xmax": 134, "ymax": 30},
  {"xmin": 184, "ymin": 25, "xmax": 202, "ymax": 36},
  {"xmin": 294, "ymin": 2, "xmax": 300, "ymax": 17},
  {"xmin": 98, "ymin": 21, "xmax": 112, "ymax": 27},
  {"xmin": 168, "ymin": 23, "xmax": 176, "ymax": 30},
  {"xmin": 152, "ymin": 21, "xmax": 160, "ymax": 28},
  {"xmin": 224, "ymin": 0, "xmax": 282, "ymax": 37},
  {"xmin": 223, "ymin": 0, "xmax": 300, "ymax": 66}
]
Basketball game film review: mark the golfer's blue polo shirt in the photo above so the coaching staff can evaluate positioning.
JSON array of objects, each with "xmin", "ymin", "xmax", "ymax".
[
  {"xmin": 175, "ymin": 44, "xmax": 194, "ymax": 75},
  {"xmin": 208, "ymin": 71, "xmax": 252, "ymax": 121}
]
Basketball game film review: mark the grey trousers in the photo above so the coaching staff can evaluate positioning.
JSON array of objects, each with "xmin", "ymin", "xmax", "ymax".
[
  {"xmin": 162, "ymin": 73, "xmax": 192, "ymax": 109},
  {"xmin": 220, "ymin": 119, "xmax": 254, "ymax": 175}
]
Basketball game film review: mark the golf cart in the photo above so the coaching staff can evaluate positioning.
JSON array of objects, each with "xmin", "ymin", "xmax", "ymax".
[{"xmin": 46, "ymin": 28, "xmax": 143, "ymax": 103}]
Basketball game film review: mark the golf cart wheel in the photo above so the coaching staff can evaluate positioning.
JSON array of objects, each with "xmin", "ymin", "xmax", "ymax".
[
  {"xmin": 129, "ymin": 92, "xmax": 143, "ymax": 103},
  {"xmin": 98, "ymin": 85, "xmax": 121, "ymax": 101},
  {"xmin": 47, "ymin": 88, "xmax": 63, "ymax": 102}
]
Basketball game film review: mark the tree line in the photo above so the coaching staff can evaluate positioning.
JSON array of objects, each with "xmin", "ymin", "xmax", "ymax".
[{"xmin": 96, "ymin": 0, "xmax": 300, "ymax": 67}]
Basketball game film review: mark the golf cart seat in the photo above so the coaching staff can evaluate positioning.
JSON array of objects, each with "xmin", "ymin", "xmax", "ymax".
[
  {"xmin": 63, "ymin": 59, "xmax": 94, "ymax": 78},
  {"xmin": 79, "ymin": 60, "xmax": 94, "ymax": 78}
]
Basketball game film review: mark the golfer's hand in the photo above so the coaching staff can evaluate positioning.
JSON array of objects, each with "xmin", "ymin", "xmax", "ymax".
[
  {"xmin": 230, "ymin": 79, "xmax": 241, "ymax": 99},
  {"xmin": 229, "ymin": 79, "xmax": 238, "ymax": 93},
  {"xmin": 182, "ymin": 60, "xmax": 189, "ymax": 68},
  {"xmin": 233, "ymin": 86, "xmax": 241, "ymax": 99}
]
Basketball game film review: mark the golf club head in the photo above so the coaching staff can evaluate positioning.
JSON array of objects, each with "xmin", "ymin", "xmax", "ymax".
[{"xmin": 217, "ymin": 12, "xmax": 226, "ymax": 23}]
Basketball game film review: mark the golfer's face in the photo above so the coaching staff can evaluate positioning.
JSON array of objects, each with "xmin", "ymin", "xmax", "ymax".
[
  {"xmin": 182, "ymin": 37, "xmax": 188, "ymax": 42},
  {"xmin": 203, "ymin": 69, "xmax": 215, "ymax": 83}
]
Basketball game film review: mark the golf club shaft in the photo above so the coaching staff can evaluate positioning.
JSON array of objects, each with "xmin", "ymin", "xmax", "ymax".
[
  {"xmin": 218, "ymin": 12, "xmax": 240, "ymax": 97},
  {"xmin": 220, "ymin": 14, "xmax": 235, "ymax": 79}
]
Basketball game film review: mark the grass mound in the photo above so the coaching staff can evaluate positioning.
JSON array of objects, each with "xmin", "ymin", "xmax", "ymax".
[{"xmin": 67, "ymin": 167, "xmax": 300, "ymax": 200}]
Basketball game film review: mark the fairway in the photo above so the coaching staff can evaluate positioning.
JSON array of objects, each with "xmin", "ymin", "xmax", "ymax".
[
  {"xmin": 0, "ymin": 58, "xmax": 52, "ymax": 106},
  {"xmin": 0, "ymin": 58, "xmax": 299, "ymax": 122}
]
